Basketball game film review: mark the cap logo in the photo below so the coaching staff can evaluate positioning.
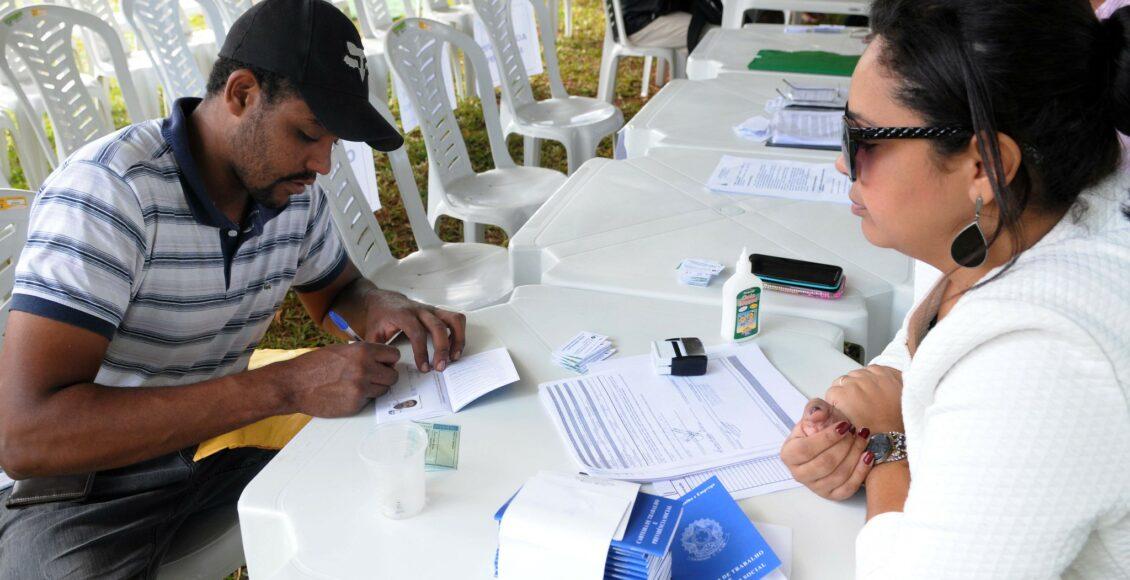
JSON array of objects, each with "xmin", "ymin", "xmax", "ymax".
[{"xmin": 343, "ymin": 41, "xmax": 368, "ymax": 83}]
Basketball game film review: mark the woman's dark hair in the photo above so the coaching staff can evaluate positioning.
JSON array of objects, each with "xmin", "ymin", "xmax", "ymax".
[
  {"xmin": 204, "ymin": 56, "xmax": 298, "ymax": 104},
  {"xmin": 869, "ymin": 0, "xmax": 1130, "ymax": 258}
]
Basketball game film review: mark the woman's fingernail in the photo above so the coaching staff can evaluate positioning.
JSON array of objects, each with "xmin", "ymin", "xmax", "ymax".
[
  {"xmin": 835, "ymin": 421, "xmax": 850, "ymax": 435},
  {"xmin": 422, "ymin": 363, "xmax": 430, "ymax": 372},
  {"xmin": 437, "ymin": 360, "xmax": 446, "ymax": 372},
  {"xmin": 864, "ymin": 451, "xmax": 874, "ymax": 465},
  {"xmin": 453, "ymin": 350, "xmax": 462, "ymax": 360},
  {"xmin": 858, "ymin": 428, "xmax": 871, "ymax": 439}
]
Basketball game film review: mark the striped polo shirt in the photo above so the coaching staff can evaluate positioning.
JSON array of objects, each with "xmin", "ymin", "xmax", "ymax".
[{"xmin": 11, "ymin": 98, "xmax": 348, "ymax": 387}]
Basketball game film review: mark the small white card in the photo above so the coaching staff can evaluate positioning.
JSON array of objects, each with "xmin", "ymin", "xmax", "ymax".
[{"xmin": 552, "ymin": 331, "xmax": 616, "ymax": 373}]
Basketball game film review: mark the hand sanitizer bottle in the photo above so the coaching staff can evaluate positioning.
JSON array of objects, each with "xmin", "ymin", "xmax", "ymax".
[{"xmin": 720, "ymin": 247, "xmax": 763, "ymax": 342}]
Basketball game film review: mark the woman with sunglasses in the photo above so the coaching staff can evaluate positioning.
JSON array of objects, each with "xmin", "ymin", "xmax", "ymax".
[{"xmin": 778, "ymin": 0, "xmax": 1130, "ymax": 577}]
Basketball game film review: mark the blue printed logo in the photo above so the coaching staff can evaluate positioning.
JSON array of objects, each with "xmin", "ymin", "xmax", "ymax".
[{"xmin": 680, "ymin": 518, "xmax": 728, "ymax": 561}]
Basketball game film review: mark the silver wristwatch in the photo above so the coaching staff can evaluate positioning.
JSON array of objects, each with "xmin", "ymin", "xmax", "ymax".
[{"xmin": 866, "ymin": 431, "xmax": 907, "ymax": 465}]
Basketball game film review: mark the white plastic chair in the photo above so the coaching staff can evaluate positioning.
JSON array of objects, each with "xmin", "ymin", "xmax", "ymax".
[
  {"xmin": 548, "ymin": 0, "xmax": 571, "ymax": 37},
  {"xmin": 0, "ymin": 189, "xmax": 30, "ymax": 351},
  {"xmin": 123, "ymin": 0, "xmax": 208, "ymax": 108},
  {"xmin": 351, "ymin": 0, "xmax": 406, "ymax": 106},
  {"xmin": 472, "ymin": 0, "xmax": 622, "ymax": 173},
  {"xmin": 320, "ymin": 100, "xmax": 513, "ymax": 310},
  {"xmin": 197, "ymin": 0, "xmax": 250, "ymax": 46},
  {"xmin": 420, "ymin": 0, "xmax": 477, "ymax": 98},
  {"xmin": 596, "ymin": 0, "xmax": 686, "ymax": 103},
  {"xmin": 65, "ymin": 0, "xmax": 165, "ymax": 120},
  {"xmin": 0, "ymin": 5, "xmax": 148, "ymax": 167},
  {"xmin": 386, "ymin": 18, "xmax": 566, "ymax": 242}
]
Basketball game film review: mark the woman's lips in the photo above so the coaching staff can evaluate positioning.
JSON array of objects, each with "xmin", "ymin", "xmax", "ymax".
[{"xmin": 849, "ymin": 197, "xmax": 867, "ymax": 216}]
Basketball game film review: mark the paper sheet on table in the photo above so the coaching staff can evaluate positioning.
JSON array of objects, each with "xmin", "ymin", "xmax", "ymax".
[
  {"xmin": 706, "ymin": 155, "xmax": 851, "ymax": 205},
  {"xmin": 642, "ymin": 454, "xmax": 802, "ymax": 501},
  {"xmin": 768, "ymin": 107, "xmax": 842, "ymax": 149},
  {"xmin": 539, "ymin": 343, "xmax": 808, "ymax": 481},
  {"xmin": 497, "ymin": 471, "xmax": 639, "ymax": 580},
  {"xmin": 374, "ymin": 347, "xmax": 519, "ymax": 424},
  {"xmin": 0, "ymin": 468, "xmax": 12, "ymax": 491}
]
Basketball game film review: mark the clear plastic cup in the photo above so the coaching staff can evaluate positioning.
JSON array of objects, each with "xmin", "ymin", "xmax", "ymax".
[{"xmin": 359, "ymin": 422, "xmax": 428, "ymax": 519}]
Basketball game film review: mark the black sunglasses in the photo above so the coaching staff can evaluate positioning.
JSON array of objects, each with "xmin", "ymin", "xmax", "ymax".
[{"xmin": 842, "ymin": 109, "xmax": 972, "ymax": 181}]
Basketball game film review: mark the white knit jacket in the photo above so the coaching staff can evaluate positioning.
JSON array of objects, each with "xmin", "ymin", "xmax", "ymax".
[{"xmin": 856, "ymin": 174, "xmax": 1130, "ymax": 579}]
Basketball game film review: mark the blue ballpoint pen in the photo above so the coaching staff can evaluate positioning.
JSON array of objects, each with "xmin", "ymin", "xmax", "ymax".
[{"xmin": 328, "ymin": 310, "xmax": 364, "ymax": 342}]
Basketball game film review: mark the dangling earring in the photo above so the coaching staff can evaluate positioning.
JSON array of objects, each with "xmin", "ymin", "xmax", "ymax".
[{"xmin": 950, "ymin": 196, "xmax": 988, "ymax": 268}]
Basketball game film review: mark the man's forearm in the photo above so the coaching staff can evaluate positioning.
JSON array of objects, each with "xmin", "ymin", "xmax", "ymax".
[{"xmin": 0, "ymin": 365, "xmax": 292, "ymax": 479}]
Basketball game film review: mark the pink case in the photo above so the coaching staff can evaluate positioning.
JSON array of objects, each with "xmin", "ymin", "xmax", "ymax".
[{"xmin": 763, "ymin": 276, "xmax": 846, "ymax": 300}]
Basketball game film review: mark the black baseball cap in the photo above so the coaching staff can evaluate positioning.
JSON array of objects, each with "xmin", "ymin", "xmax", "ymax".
[{"xmin": 219, "ymin": 0, "xmax": 403, "ymax": 151}]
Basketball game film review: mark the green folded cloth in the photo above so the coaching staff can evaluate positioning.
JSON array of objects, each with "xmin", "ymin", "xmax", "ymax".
[{"xmin": 747, "ymin": 50, "xmax": 861, "ymax": 77}]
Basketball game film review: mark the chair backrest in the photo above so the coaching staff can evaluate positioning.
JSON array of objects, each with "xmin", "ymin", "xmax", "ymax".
[
  {"xmin": 196, "ymin": 0, "xmax": 250, "ymax": 46},
  {"xmin": 0, "ymin": 4, "xmax": 147, "ymax": 164},
  {"xmin": 604, "ymin": 0, "xmax": 634, "ymax": 49},
  {"xmin": 353, "ymin": 0, "xmax": 412, "ymax": 39},
  {"xmin": 214, "ymin": 0, "xmax": 251, "ymax": 27},
  {"xmin": 123, "ymin": 0, "xmax": 207, "ymax": 107},
  {"xmin": 319, "ymin": 97, "xmax": 442, "ymax": 279},
  {"xmin": 385, "ymin": 18, "xmax": 513, "ymax": 188},
  {"xmin": 0, "ymin": 190, "xmax": 31, "ymax": 349},
  {"xmin": 65, "ymin": 0, "xmax": 124, "ymax": 67},
  {"xmin": 471, "ymin": 0, "xmax": 566, "ymax": 111}
]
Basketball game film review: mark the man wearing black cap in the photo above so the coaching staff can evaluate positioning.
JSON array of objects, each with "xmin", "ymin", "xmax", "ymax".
[{"xmin": 0, "ymin": 1, "xmax": 465, "ymax": 576}]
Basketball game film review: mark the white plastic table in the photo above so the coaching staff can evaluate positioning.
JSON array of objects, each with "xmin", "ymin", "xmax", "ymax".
[
  {"xmin": 619, "ymin": 73, "xmax": 847, "ymax": 159},
  {"xmin": 722, "ymin": 0, "xmax": 871, "ymax": 29},
  {"xmin": 239, "ymin": 285, "xmax": 865, "ymax": 579},
  {"xmin": 510, "ymin": 150, "xmax": 914, "ymax": 360},
  {"xmin": 687, "ymin": 25, "xmax": 869, "ymax": 81}
]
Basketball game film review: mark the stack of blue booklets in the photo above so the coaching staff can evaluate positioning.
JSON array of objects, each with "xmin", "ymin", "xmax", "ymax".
[
  {"xmin": 494, "ymin": 490, "xmax": 683, "ymax": 580},
  {"xmin": 494, "ymin": 475, "xmax": 784, "ymax": 580}
]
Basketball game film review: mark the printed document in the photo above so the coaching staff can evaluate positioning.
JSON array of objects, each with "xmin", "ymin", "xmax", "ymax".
[
  {"xmin": 768, "ymin": 107, "xmax": 842, "ymax": 149},
  {"xmin": 706, "ymin": 155, "xmax": 851, "ymax": 204},
  {"xmin": 0, "ymin": 468, "xmax": 11, "ymax": 491},
  {"xmin": 538, "ymin": 343, "xmax": 807, "ymax": 481},
  {"xmin": 374, "ymin": 347, "xmax": 519, "ymax": 424}
]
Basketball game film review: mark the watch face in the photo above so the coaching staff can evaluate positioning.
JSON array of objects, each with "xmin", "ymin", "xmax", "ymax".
[{"xmin": 867, "ymin": 434, "xmax": 892, "ymax": 461}]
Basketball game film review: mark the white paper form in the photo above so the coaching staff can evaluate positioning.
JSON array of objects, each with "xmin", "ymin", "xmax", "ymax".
[
  {"xmin": 643, "ymin": 455, "xmax": 800, "ymax": 501},
  {"xmin": 539, "ymin": 343, "xmax": 808, "ymax": 481},
  {"xmin": 0, "ymin": 468, "xmax": 12, "ymax": 491},
  {"xmin": 769, "ymin": 107, "xmax": 842, "ymax": 148},
  {"xmin": 706, "ymin": 155, "xmax": 852, "ymax": 205},
  {"xmin": 498, "ymin": 471, "xmax": 639, "ymax": 580},
  {"xmin": 374, "ymin": 347, "xmax": 519, "ymax": 424}
]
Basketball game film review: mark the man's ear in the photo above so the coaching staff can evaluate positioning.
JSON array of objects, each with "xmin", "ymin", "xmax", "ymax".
[{"xmin": 222, "ymin": 69, "xmax": 263, "ymax": 119}]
